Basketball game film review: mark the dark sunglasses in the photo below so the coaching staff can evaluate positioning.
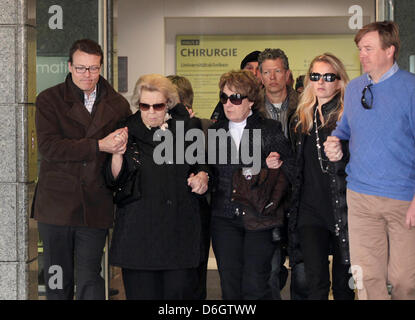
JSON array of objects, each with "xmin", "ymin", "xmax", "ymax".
[
  {"xmin": 219, "ymin": 92, "xmax": 247, "ymax": 105},
  {"xmin": 138, "ymin": 102, "xmax": 166, "ymax": 111},
  {"xmin": 309, "ymin": 73, "xmax": 340, "ymax": 82},
  {"xmin": 361, "ymin": 84, "xmax": 373, "ymax": 109}
]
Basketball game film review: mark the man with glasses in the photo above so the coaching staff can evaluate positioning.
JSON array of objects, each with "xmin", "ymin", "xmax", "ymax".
[
  {"xmin": 32, "ymin": 39, "xmax": 131, "ymax": 299},
  {"xmin": 324, "ymin": 21, "xmax": 415, "ymax": 300},
  {"xmin": 258, "ymin": 48, "xmax": 308, "ymax": 300}
]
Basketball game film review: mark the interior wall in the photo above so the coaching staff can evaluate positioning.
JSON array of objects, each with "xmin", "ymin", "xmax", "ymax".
[{"xmin": 117, "ymin": 0, "xmax": 375, "ymax": 100}]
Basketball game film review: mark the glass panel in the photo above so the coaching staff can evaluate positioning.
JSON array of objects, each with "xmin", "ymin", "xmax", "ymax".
[{"xmin": 36, "ymin": 0, "xmax": 100, "ymax": 94}]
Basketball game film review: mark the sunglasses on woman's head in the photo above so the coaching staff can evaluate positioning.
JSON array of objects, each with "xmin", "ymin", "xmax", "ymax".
[
  {"xmin": 138, "ymin": 102, "xmax": 166, "ymax": 111},
  {"xmin": 219, "ymin": 92, "xmax": 247, "ymax": 105},
  {"xmin": 309, "ymin": 73, "xmax": 340, "ymax": 82}
]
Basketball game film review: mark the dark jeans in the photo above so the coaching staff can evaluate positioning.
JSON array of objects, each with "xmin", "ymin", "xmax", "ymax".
[
  {"xmin": 270, "ymin": 248, "xmax": 308, "ymax": 300},
  {"xmin": 290, "ymin": 262, "xmax": 308, "ymax": 300},
  {"xmin": 298, "ymin": 225, "xmax": 355, "ymax": 300},
  {"xmin": 38, "ymin": 222, "xmax": 107, "ymax": 300},
  {"xmin": 211, "ymin": 216, "xmax": 276, "ymax": 300},
  {"xmin": 269, "ymin": 245, "xmax": 286, "ymax": 299},
  {"xmin": 122, "ymin": 268, "xmax": 198, "ymax": 300}
]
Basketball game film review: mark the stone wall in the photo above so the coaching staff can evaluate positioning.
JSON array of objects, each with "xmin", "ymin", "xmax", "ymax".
[{"xmin": 0, "ymin": 0, "xmax": 38, "ymax": 300}]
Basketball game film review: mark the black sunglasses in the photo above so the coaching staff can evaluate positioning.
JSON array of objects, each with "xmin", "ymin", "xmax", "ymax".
[
  {"xmin": 309, "ymin": 73, "xmax": 340, "ymax": 82},
  {"xmin": 138, "ymin": 102, "xmax": 166, "ymax": 111},
  {"xmin": 361, "ymin": 84, "xmax": 373, "ymax": 109},
  {"xmin": 219, "ymin": 92, "xmax": 247, "ymax": 105}
]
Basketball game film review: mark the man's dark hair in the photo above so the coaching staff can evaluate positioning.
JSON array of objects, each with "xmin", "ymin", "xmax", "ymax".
[
  {"xmin": 258, "ymin": 48, "xmax": 289, "ymax": 72},
  {"xmin": 68, "ymin": 39, "xmax": 103, "ymax": 65}
]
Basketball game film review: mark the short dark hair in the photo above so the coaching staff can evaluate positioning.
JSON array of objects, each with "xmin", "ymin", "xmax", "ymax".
[
  {"xmin": 354, "ymin": 21, "xmax": 400, "ymax": 61},
  {"xmin": 258, "ymin": 48, "xmax": 290, "ymax": 72},
  {"xmin": 68, "ymin": 39, "xmax": 103, "ymax": 65}
]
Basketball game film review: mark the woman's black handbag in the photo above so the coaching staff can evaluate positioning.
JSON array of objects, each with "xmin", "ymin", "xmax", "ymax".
[{"xmin": 114, "ymin": 142, "xmax": 141, "ymax": 207}]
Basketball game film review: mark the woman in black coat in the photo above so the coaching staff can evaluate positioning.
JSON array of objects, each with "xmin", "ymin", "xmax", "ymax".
[
  {"xmin": 105, "ymin": 74, "xmax": 209, "ymax": 300},
  {"xmin": 209, "ymin": 70, "xmax": 295, "ymax": 300},
  {"xmin": 288, "ymin": 53, "xmax": 354, "ymax": 300}
]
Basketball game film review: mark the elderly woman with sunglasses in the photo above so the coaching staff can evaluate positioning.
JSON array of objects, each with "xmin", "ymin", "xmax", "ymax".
[
  {"xmin": 105, "ymin": 74, "xmax": 209, "ymax": 300},
  {"xmin": 209, "ymin": 70, "xmax": 295, "ymax": 300},
  {"xmin": 287, "ymin": 53, "xmax": 354, "ymax": 300}
]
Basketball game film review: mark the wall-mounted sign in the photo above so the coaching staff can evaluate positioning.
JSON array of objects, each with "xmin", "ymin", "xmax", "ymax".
[{"xmin": 177, "ymin": 34, "xmax": 360, "ymax": 119}]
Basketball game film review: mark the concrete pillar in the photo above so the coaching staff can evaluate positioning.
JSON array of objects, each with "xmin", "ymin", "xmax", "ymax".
[{"xmin": 0, "ymin": 0, "xmax": 38, "ymax": 300}]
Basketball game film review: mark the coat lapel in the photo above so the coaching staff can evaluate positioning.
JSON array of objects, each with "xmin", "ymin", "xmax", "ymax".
[
  {"xmin": 63, "ymin": 77, "xmax": 92, "ymax": 129},
  {"xmin": 85, "ymin": 99, "xmax": 118, "ymax": 137},
  {"xmin": 65, "ymin": 101, "xmax": 92, "ymax": 129},
  {"xmin": 62, "ymin": 74, "xmax": 121, "ymax": 138}
]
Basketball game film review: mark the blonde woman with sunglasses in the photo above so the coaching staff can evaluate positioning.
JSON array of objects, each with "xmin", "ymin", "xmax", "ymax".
[{"xmin": 288, "ymin": 53, "xmax": 354, "ymax": 300}]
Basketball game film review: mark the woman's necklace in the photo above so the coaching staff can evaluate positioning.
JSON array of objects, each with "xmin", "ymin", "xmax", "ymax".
[{"xmin": 314, "ymin": 106, "xmax": 329, "ymax": 174}]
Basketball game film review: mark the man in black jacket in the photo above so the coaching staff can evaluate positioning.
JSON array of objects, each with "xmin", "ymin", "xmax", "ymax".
[{"xmin": 258, "ymin": 48, "xmax": 308, "ymax": 300}]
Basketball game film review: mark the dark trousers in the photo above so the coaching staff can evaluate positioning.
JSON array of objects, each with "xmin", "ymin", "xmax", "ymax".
[
  {"xmin": 211, "ymin": 216, "xmax": 276, "ymax": 300},
  {"xmin": 298, "ymin": 225, "xmax": 355, "ymax": 300},
  {"xmin": 269, "ymin": 245, "xmax": 287, "ymax": 299},
  {"xmin": 38, "ymin": 222, "xmax": 107, "ymax": 300},
  {"xmin": 269, "ymin": 248, "xmax": 308, "ymax": 300},
  {"xmin": 122, "ymin": 268, "xmax": 198, "ymax": 300},
  {"xmin": 195, "ymin": 260, "xmax": 209, "ymax": 300},
  {"xmin": 290, "ymin": 262, "xmax": 309, "ymax": 300}
]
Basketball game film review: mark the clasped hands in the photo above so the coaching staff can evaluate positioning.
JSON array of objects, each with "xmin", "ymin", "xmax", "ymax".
[
  {"xmin": 99, "ymin": 127, "xmax": 128, "ymax": 155},
  {"xmin": 187, "ymin": 171, "xmax": 209, "ymax": 195}
]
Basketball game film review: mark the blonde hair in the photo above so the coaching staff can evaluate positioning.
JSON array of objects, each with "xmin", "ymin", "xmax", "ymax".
[
  {"xmin": 295, "ymin": 53, "xmax": 349, "ymax": 134},
  {"xmin": 167, "ymin": 75, "xmax": 194, "ymax": 108},
  {"xmin": 131, "ymin": 74, "xmax": 179, "ymax": 110}
]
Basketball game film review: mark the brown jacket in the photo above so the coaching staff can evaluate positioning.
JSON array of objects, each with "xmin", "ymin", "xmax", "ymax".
[
  {"xmin": 32, "ymin": 75, "xmax": 131, "ymax": 228},
  {"xmin": 231, "ymin": 167, "xmax": 289, "ymax": 231}
]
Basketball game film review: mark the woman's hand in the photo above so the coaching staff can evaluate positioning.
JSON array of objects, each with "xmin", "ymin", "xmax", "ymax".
[
  {"xmin": 187, "ymin": 171, "xmax": 209, "ymax": 195},
  {"xmin": 266, "ymin": 152, "xmax": 283, "ymax": 169},
  {"xmin": 323, "ymin": 136, "xmax": 343, "ymax": 161}
]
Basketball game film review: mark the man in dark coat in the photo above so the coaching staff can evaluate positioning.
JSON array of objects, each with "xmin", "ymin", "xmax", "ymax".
[
  {"xmin": 32, "ymin": 39, "xmax": 131, "ymax": 300},
  {"xmin": 258, "ymin": 48, "xmax": 308, "ymax": 300}
]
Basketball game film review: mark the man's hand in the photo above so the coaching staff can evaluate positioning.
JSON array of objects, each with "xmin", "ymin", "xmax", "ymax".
[
  {"xmin": 266, "ymin": 152, "xmax": 283, "ymax": 169},
  {"xmin": 187, "ymin": 171, "xmax": 209, "ymax": 195},
  {"xmin": 99, "ymin": 127, "xmax": 128, "ymax": 154},
  {"xmin": 323, "ymin": 136, "xmax": 343, "ymax": 162}
]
